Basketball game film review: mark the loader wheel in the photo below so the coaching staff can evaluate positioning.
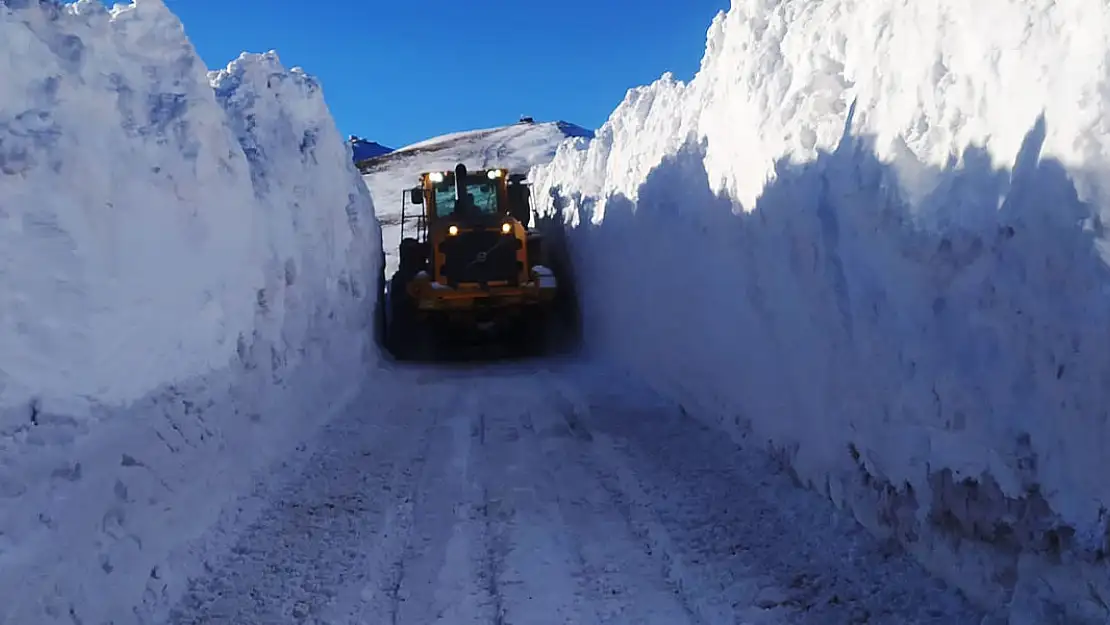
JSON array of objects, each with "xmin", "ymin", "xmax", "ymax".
[
  {"xmin": 386, "ymin": 271, "xmax": 438, "ymax": 361},
  {"xmin": 373, "ymin": 253, "xmax": 386, "ymax": 348},
  {"xmin": 398, "ymin": 237, "xmax": 427, "ymax": 273},
  {"xmin": 511, "ymin": 311, "xmax": 549, "ymax": 358},
  {"xmin": 385, "ymin": 271, "xmax": 413, "ymax": 359}
]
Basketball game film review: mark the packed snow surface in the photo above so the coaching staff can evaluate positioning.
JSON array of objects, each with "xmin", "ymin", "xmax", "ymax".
[
  {"xmin": 0, "ymin": 1, "xmax": 379, "ymax": 622},
  {"xmin": 533, "ymin": 0, "xmax": 1110, "ymax": 622},
  {"xmin": 359, "ymin": 120, "xmax": 593, "ymax": 275},
  {"xmin": 159, "ymin": 361, "xmax": 982, "ymax": 625}
]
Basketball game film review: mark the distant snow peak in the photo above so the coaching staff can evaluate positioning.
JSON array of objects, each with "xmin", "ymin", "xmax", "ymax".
[{"xmin": 349, "ymin": 135, "xmax": 394, "ymax": 163}]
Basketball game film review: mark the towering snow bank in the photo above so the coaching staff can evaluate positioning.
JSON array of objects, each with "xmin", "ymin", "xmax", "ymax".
[
  {"xmin": 0, "ymin": 0, "xmax": 262, "ymax": 416},
  {"xmin": 534, "ymin": 1, "xmax": 1110, "ymax": 622},
  {"xmin": 0, "ymin": 1, "xmax": 380, "ymax": 622},
  {"xmin": 208, "ymin": 50, "xmax": 377, "ymax": 365}
]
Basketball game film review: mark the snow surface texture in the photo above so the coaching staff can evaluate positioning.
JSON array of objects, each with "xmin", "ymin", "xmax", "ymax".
[
  {"xmin": 161, "ymin": 361, "xmax": 982, "ymax": 625},
  {"xmin": 360, "ymin": 120, "xmax": 593, "ymax": 276},
  {"xmin": 0, "ymin": 1, "xmax": 380, "ymax": 622},
  {"xmin": 533, "ymin": 1, "xmax": 1110, "ymax": 623}
]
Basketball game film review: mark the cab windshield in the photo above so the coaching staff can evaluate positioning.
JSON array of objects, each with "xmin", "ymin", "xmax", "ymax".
[{"xmin": 434, "ymin": 176, "xmax": 500, "ymax": 217}]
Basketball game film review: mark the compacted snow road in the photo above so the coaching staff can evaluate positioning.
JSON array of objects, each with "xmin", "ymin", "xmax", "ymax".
[{"xmin": 163, "ymin": 360, "xmax": 982, "ymax": 625}]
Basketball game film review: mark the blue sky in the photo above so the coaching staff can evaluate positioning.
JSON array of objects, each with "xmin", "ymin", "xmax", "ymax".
[{"xmin": 163, "ymin": 0, "xmax": 729, "ymax": 148}]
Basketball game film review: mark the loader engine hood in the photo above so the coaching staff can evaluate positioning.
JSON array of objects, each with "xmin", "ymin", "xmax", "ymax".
[{"xmin": 437, "ymin": 225, "xmax": 521, "ymax": 286}]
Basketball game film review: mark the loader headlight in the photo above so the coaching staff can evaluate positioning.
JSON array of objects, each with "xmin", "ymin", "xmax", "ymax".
[
  {"xmin": 501, "ymin": 222, "xmax": 512, "ymax": 234},
  {"xmin": 429, "ymin": 172, "xmax": 444, "ymax": 183},
  {"xmin": 448, "ymin": 225, "xmax": 459, "ymax": 236},
  {"xmin": 487, "ymin": 169, "xmax": 503, "ymax": 179}
]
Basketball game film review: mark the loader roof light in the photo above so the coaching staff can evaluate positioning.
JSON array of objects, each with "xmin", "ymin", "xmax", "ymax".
[
  {"xmin": 429, "ymin": 172, "xmax": 444, "ymax": 183},
  {"xmin": 501, "ymin": 222, "xmax": 512, "ymax": 234},
  {"xmin": 448, "ymin": 224, "xmax": 459, "ymax": 236},
  {"xmin": 487, "ymin": 169, "xmax": 503, "ymax": 179}
]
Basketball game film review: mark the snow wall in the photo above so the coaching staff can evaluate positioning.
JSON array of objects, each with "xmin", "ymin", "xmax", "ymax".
[
  {"xmin": 533, "ymin": 2, "xmax": 1110, "ymax": 623},
  {"xmin": 0, "ymin": 1, "xmax": 381, "ymax": 622}
]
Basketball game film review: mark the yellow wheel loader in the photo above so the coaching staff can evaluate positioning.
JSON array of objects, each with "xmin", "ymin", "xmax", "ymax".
[{"xmin": 383, "ymin": 163, "xmax": 559, "ymax": 360}]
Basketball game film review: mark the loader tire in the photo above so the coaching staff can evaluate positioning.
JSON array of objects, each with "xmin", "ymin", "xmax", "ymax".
[
  {"xmin": 386, "ymin": 271, "xmax": 438, "ymax": 361},
  {"xmin": 398, "ymin": 237, "xmax": 427, "ymax": 273},
  {"xmin": 511, "ymin": 310, "xmax": 549, "ymax": 358},
  {"xmin": 373, "ymin": 252, "xmax": 386, "ymax": 348}
]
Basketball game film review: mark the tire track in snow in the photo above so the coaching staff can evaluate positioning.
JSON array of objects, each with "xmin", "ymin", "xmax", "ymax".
[
  {"xmin": 469, "ymin": 381, "xmax": 536, "ymax": 625},
  {"xmin": 533, "ymin": 383, "xmax": 700, "ymax": 623},
  {"xmin": 318, "ymin": 377, "xmax": 487, "ymax": 625},
  {"xmin": 475, "ymin": 370, "xmax": 700, "ymax": 625},
  {"xmin": 365, "ymin": 384, "xmax": 499, "ymax": 625},
  {"xmin": 472, "ymin": 382, "xmax": 594, "ymax": 625},
  {"xmin": 553, "ymin": 367, "xmax": 983, "ymax": 625},
  {"xmin": 160, "ymin": 382, "xmax": 454, "ymax": 625},
  {"xmin": 475, "ymin": 399, "xmax": 509, "ymax": 625},
  {"xmin": 480, "ymin": 484, "xmax": 507, "ymax": 625},
  {"xmin": 535, "ymin": 369, "xmax": 711, "ymax": 625},
  {"xmin": 584, "ymin": 430, "xmax": 726, "ymax": 624},
  {"xmin": 361, "ymin": 421, "xmax": 432, "ymax": 625}
]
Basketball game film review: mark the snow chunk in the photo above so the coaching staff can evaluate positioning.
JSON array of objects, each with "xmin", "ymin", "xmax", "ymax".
[
  {"xmin": 534, "ymin": 0, "xmax": 1110, "ymax": 621},
  {"xmin": 532, "ymin": 265, "xmax": 557, "ymax": 288}
]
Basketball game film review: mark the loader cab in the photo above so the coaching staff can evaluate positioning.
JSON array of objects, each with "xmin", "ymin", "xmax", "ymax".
[
  {"xmin": 407, "ymin": 167, "xmax": 530, "ymax": 224},
  {"xmin": 399, "ymin": 163, "xmax": 534, "ymax": 287}
]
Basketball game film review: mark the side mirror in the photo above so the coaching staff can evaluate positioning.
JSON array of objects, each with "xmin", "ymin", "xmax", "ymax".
[{"xmin": 409, "ymin": 188, "xmax": 423, "ymax": 205}]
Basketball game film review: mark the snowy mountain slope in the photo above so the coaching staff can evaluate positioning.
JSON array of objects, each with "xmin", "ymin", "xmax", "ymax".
[
  {"xmin": 0, "ymin": 1, "xmax": 380, "ymax": 623},
  {"xmin": 533, "ymin": 1, "xmax": 1110, "ymax": 622},
  {"xmin": 359, "ymin": 120, "xmax": 593, "ymax": 275}
]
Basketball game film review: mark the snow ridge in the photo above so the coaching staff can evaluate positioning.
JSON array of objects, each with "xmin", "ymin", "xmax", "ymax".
[
  {"xmin": 0, "ymin": 1, "xmax": 380, "ymax": 622},
  {"xmin": 534, "ymin": 1, "xmax": 1110, "ymax": 622}
]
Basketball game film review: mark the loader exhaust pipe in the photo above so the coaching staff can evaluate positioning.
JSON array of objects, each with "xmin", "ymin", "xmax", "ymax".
[
  {"xmin": 453, "ymin": 163, "xmax": 477, "ymax": 216},
  {"xmin": 454, "ymin": 163, "xmax": 468, "ymax": 201}
]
